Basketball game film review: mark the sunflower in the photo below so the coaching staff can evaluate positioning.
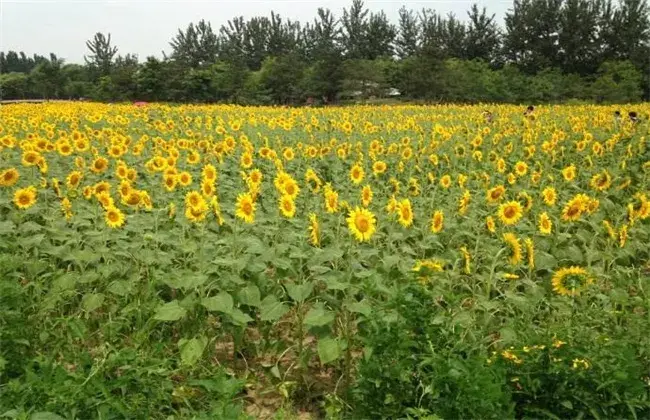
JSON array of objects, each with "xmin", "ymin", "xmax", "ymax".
[
  {"xmin": 525, "ymin": 238, "xmax": 535, "ymax": 269},
  {"xmin": 408, "ymin": 177, "xmax": 421, "ymax": 196},
  {"xmin": 240, "ymin": 152, "xmax": 253, "ymax": 169},
  {"xmin": 105, "ymin": 206, "xmax": 125, "ymax": 228},
  {"xmin": 503, "ymin": 233, "xmax": 522, "ymax": 265},
  {"xmin": 440, "ymin": 175, "xmax": 452, "ymax": 189},
  {"xmin": 210, "ymin": 197, "xmax": 224, "ymax": 226},
  {"xmin": 562, "ymin": 164, "xmax": 576, "ymax": 181},
  {"xmin": 283, "ymin": 147, "xmax": 295, "ymax": 161},
  {"xmin": 178, "ymin": 172, "xmax": 193, "ymax": 187},
  {"xmin": 21, "ymin": 151, "xmax": 41, "ymax": 167},
  {"xmin": 91, "ymin": 157, "xmax": 109, "ymax": 174},
  {"xmin": 361, "ymin": 185, "xmax": 373, "ymax": 207},
  {"xmin": 486, "ymin": 215, "xmax": 496, "ymax": 233},
  {"xmin": 185, "ymin": 200, "xmax": 209, "ymax": 223},
  {"xmin": 538, "ymin": 212, "xmax": 552, "ymax": 235},
  {"xmin": 498, "ymin": 201, "xmax": 524, "ymax": 226},
  {"xmin": 324, "ymin": 188, "xmax": 339, "ymax": 213},
  {"xmin": 96, "ymin": 192, "xmax": 115, "ymax": 209},
  {"xmin": 200, "ymin": 180, "xmax": 214, "ymax": 197},
  {"xmin": 372, "ymin": 160, "xmax": 387, "ymax": 176},
  {"xmin": 551, "ymin": 266, "xmax": 593, "ymax": 296},
  {"xmin": 0, "ymin": 168, "xmax": 19, "ymax": 187},
  {"xmin": 396, "ymin": 199, "xmax": 414, "ymax": 227},
  {"xmin": 308, "ymin": 213, "xmax": 320, "ymax": 247},
  {"xmin": 163, "ymin": 174, "xmax": 178, "ymax": 192},
  {"xmin": 305, "ymin": 169, "xmax": 322, "ymax": 193},
  {"xmin": 514, "ymin": 161, "xmax": 528, "ymax": 176},
  {"xmin": 83, "ymin": 186, "xmax": 93, "ymax": 200},
  {"xmin": 561, "ymin": 194, "xmax": 589, "ymax": 222},
  {"xmin": 430, "ymin": 210, "xmax": 444, "ymax": 233},
  {"xmin": 281, "ymin": 178, "xmax": 300, "ymax": 199},
  {"xmin": 202, "ymin": 164, "xmax": 217, "ymax": 183},
  {"xmin": 347, "ymin": 207, "xmax": 376, "ymax": 242},
  {"xmin": 619, "ymin": 224, "xmax": 628, "ymax": 248},
  {"xmin": 118, "ymin": 180, "xmax": 132, "ymax": 198},
  {"xmin": 459, "ymin": 246, "xmax": 471, "ymax": 274},
  {"xmin": 187, "ymin": 150, "xmax": 201, "ymax": 165},
  {"xmin": 589, "ymin": 170, "xmax": 612, "ymax": 192},
  {"xmin": 517, "ymin": 191, "xmax": 533, "ymax": 212},
  {"xmin": 496, "ymin": 158, "xmax": 506, "ymax": 173},
  {"xmin": 249, "ymin": 169, "xmax": 263, "ymax": 187},
  {"xmin": 350, "ymin": 163, "xmax": 365, "ymax": 185},
  {"xmin": 279, "ymin": 194, "xmax": 296, "ymax": 218},
  {"xmin": 486, "ymin": 185, "xmax": 506, "ymax": 204},
  {"xmin": 458, "ymin": 189, "xmax": 471, "ymax": 215},
  {"xmin": 542, "ymin": 187, "xmax": 557, "ymax": 206},
  {"xmin": 236, "ymin": 193, "xmax": 256, "ymax": 224},
  {"xmin": 13, "ymin": 186, "xmax": 37, "ymax": 209}
]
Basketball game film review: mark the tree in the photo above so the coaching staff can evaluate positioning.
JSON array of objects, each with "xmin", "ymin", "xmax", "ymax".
[
  {"xmin": 340, "ymin": 0, "xmax": 369, "ymax": 59},
  {"xmin": 465, "ymin": 4, "xmax": 501, "ymax": 64},
  {"xmin": 259, "ymin": 54, "xmax": 305, "ymax": 104},
  {"xmin": 170, "ymin": 20, "xmax": 219, "ymax": 68},
  {"xmin": 558, "ymin": 0, "xmax": 603, "ymax": 75},
  {"xmin": 395, "ymin": 6, "xmax": 420, "ymax": 59},
  {"xmin": 84, "ymin": 32, "xmax": 118, "ymax": 77},
  {"xmin": 503, "ymin": 0, "xmax": 563, "ymax": 73},
  {"xmin": 591, "ymin": 60, "xmax": 643, "ymax": 102},
  {"xmin": 0, "ymin": 73, "xmax": 30, "ymax": 99},
  {"xmin": 29, "ymin": 55, "xmax": 65, "ymax": 99}
]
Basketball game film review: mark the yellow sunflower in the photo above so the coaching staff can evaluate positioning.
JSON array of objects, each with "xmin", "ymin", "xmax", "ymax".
[
  {"xmin": 503, "ymin": 233, "xmax": 522, "ymax": 265},
  {"xmin": 350, "ymin": 163, "xmax": 365, "ymax": 185},
  {"xmin": 525, "ymin": 238, "xmax": 535, "ymax": 269},
  {"xmin": 308, "ymin": 213, "xmax": 320, "ymax": 247},
  {"xmin": 396, "ymin": 199, "xmax": 414, "ymax": 227},
  {"xmin": 542, "ymin": 186, "xmax": 557, "ymax": 206},
  {"xmin": 551, "ymin": 266, "xmax": 593, "ymax": 296},
  {"xmin": 589, "ymin": 170, "xmax": 612, "ymax": 192},
  {"xmin": 279, "ymin": 194, "xmax": 296, "ymax": 218},
  {"xmin": 440, "ymin": 175, "xmax": 452, "ymax": 189},
  {"xmin": 361, "ymin": 185, "xmax": 373, "ymax": 207},
  {"xmin": 324, "ymin": 188, "xmax": 339, "ymax": 213},
  {"xmin": 486, "ymin": 185, "xmax": 506, "ymax": 204},
  {"xmin": 235, "ymin": 193, "xmax": 256, "ymax": 224},
  {"xmin": 562, "ymin": 164, "xmax": 576, "ymax": 181},
  {"xmin": 538, "ymin": 212, "xmax": 552, "ymax": 235},
  {"xmin": 498, "ymin": 201, "xmax": 524, "ymax": 226},
  {"xmin": 346, "ymin": 206, "xmax": 377, "ymax": 242},
  {"xmin": 0, "ymin": 168, "xmax": 19, "ymax": 187},
  {"xmin": 486, "ymin": 215, "xmax": 496, "ymax": 233},
  {"xmin": 430, "ymin": 210, "xmax": 444, "ymax": 233},
  {"xmin": 13, "ymin": 186, "xmax": 37, "ymax": 209},
  {"xmin": 105, "ymin": 206, "xmax": 125, "ymax": 228},
  {"xmin": 91, "ymin": 157, "xmax": 109, "ymax": 174},
  {"xmin": 178, "ymin": 171, "xmax": 193, "ymax": 187},
  {"xmin": 372, "ymin": 160, "xmax": 387, "ymax": 176}
]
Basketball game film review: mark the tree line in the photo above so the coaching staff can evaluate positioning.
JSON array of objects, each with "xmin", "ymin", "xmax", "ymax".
[{"xmin": 1, "ymin": 0, "xmax": 649, "ymax": 104}]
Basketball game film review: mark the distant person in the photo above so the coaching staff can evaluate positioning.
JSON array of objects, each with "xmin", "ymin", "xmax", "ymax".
[
  {"xmin": 614, "ymin": 110, "xmax": 622, "ymax": 122},
  {"xmin": 629, "ymin": 111, "xmax": 640, "ymax": 124},
  {"xmin": 524, "ymin": 105, "xmax": 535, "ymax": 121},
  {"xmin": 483, "ymin": 110, "xmax": 494, "ymax": 124}
]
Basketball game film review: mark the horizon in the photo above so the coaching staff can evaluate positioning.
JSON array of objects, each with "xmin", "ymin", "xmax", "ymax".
[{"xmin": 0, "ymin": 0, "xmax": 509, "ymax": 64}]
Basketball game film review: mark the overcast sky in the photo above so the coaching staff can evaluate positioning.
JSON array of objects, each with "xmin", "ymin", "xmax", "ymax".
[{"xmin": 1, "ymin": 0, "xmax": 511, "ymax": 64}]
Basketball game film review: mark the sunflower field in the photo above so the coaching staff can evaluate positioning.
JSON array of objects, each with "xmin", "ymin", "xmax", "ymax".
[{"xmin": 1, "ymin": 103, "xmax": 649, "ymax": 419}]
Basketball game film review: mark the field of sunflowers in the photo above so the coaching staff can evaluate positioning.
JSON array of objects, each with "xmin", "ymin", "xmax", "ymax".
[{"xmin": 1, "ymin": 102, "xmax": 649, "ymax": 419}]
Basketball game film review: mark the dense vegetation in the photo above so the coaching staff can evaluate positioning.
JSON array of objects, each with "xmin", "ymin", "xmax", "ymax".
[
  {"xmin": 1, "ymin": 0, "xmax": 650, "ymax": 104},
  {"xmin": 1, "ymin": 102, "xmax": 649, "ymax": 418}
]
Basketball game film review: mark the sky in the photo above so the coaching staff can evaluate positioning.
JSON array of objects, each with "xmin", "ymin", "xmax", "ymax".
[{"xmin": 0, "ymin": 0, "xmax": 511, "ymax": 64}]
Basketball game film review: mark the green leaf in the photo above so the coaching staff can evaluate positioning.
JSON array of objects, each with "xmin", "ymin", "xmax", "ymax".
[
  {"xmin": 228, "ymin": 308, "xmax": 254, "ymax": 326},
  {"xmin": 0, "ymin": 221, "xmax": 15, "ymax": 235},
  {"xmin": 81, "ymin": 293, "xmax": 105, "ymax": 312},
  {"xmin": 317, "ymin": 337, "xmax": 341, "ymax": 364},
  {"xmin": 30, "ymin": 413, "xmax": 65, "ymax": 420},
  {"xmin": 153, "ymin": 300, "xmax": 187, "ymax": 321},
  {"xmin": 304, "ymin": 305, "xmax": 335, "ymax": 328},
  {"xmin": 107, "ymin": 280, "xmax": 133, "ymax": 297},
  {"xmin": 238, "ymin": 285, "xmax": 261, "ymax": 307},
  {"xmin": 178, "ymin": 336, "xmax": 208, "ymax": 366},
  {"xmin": 286, "ymin": 282, "xmax": 313, "ymax": 303},
  {"xmin": 260, "ymin": 295, "xmax": 289, "ymax": 321},
  {"xmin": 346, "ymin": 300, "xmax": 372, "ymax": 317},
  {"xmin": 202, "ymin": 292, "xmax": 234, "ymax": 314},
  {"xmin": 53, "ymin": 273, "xmax": 77, "ymax": 291}
]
